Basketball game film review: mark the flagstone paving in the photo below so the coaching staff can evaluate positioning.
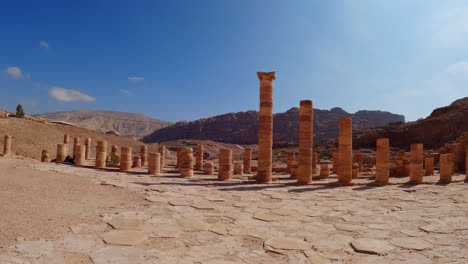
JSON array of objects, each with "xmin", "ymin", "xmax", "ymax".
[{"xmin": 1, "ymin": 161, "xmax": 467, "ymax": 263}]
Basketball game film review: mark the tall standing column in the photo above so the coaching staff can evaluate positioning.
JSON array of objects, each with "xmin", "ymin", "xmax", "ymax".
[
  {"xmin": 140, "ymin": 145, "xmax": 147, "ymax": 166},
  {"xmin": 218, "ymin": 149, "xmax": 232, "ymax": 181},
  {"xmin": 375, "ymin": 138, "xmax": 389, "ymax": 185},
  {"xmin": 439, "ymin": 154, "xmax": 452, "ymax": 183},
  {"xmin": 424, "ymin": 157, "xmax": 434, "ymax": 175},
  {"xmin": 158, "ymin": 145, "xmax": 166, "ymax": 169},
  {"xmin": 85, "ymin": 138, "xmax": 91, "ymax": 160},
  {"xmin": 195, "ymin": 145, "xmax": 204, "ymax": 171},
  {"xmin": 75, "ymin": 145, "xmax": 86, "ymax": 166},
  {"xmin": 257, "ymin": 71, "xmax": 275, "ymax": 183},
  {"xmin": 73, "ymin": 137, "xmax": 80, "ymax": 158},
  {"xmin": 120, "ymin": 147, "xmax": 132, "ymax": 172},
  {"xmin": 243, "ymin": 147, "xmax": 252, "ymax": 173},
  {"xmin": 179, "ymin": 147, "xmax": 193, "ymax": 177},
  {"xmin": 298, "ymin": 100, "xmax": 313, "ymax": 183},
  {"xmin": 338, "ymin": 117, "xmax": 352, "ymax": 184},
  {"xmin": 95, "ymin": 141, "xmax": 107, "ymax": 169},
  {"xmin": 64, "ymin": 134, "xmax": 70, "ymax": 144},
  {"xmin": 56, "ymin": 144, "xmax": 66, "ymax": 162},
  {"xmin": 3, "ymin": 135, "xmax": 12, "ymax": 156},
  {"xmin": 148, "ymin": 152, "xmax": 161, "ymax": 175},
  {"xmin": 409, "ymin": 143, "xmax": 423, "ymax": 184}
]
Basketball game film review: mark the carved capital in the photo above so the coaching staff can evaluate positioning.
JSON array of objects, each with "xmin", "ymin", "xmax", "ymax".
[{"xmin": 257, "ymin": 72, "xmax": 276, "ymax": 81}]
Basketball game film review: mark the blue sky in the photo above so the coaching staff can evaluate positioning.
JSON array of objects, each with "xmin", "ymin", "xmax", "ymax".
[{"xmin": 0, "ymin": 0, "xmax": 467, "ymax": 122}]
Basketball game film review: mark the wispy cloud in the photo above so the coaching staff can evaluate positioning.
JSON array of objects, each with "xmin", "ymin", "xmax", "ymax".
[
  {"xmin": 39, "ymin": 41, "xmax": 49, "ymax": 49},
  {"xmin": 5, "ymin": 66, "xmax": 29, "ymax": 79},
  {"xmin": 120, "ymin": 89, "xmax": 131, "ymax": 95},
  {"xmin": 49, "ymin": 87, "xmax": 95, "ymax": 103},
  {"xmin": 128, "ymin": 76, "xmax": 144, "ymax": 82},
  {"xmin": 448, "ymin": 61, "xmax": 468, "ymax": 76}
]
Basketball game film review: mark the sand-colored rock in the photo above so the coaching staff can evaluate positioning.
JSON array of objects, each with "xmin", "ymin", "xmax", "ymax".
[
  {"xmin": 233, "ymin": 163, "xmax": 243, "ymax": 175},
  {"xmin": 375, "ymin": 138, "xmax": 389, "ymax": 185},
  {"xmin": 41, "ymin": 150, "xmax": 50, "ymax": 163},
  {"xmin": 338, "ymin": 117, "xmax": 352, "ymax": 184},
  {"xmin": 351, "ymin": 238, "xmax": 395, "ymax": 255},
  {"xmin": 264, "ymin": 238, "xmax": 310, "ymax": 251},
  {"xmin": 101, "ymin": 230, "xmax": 147, "ymax": 246},
  {"xmin": 409, "ymin": 143, "xmax": 423, "ymax": 184},
  {"xmin": 107, "ymin": 216, "xmax": 147, "ymax": 231},
  {"xmin": 132, "ymin": 156, "xmax": 141, "ymax": 168},
  {"xmin": 424, "ymin": 156, "xmax": 434, "ymax": 175},
  {"xmin": 218, "ymin": 148, "xmax": 232, "ymax": 181},
  {"xmin": 320, "ymin": 164, "xmax": 330, "ymax": 178},
  {"xmin": 204, "ymin": 162, "xmax": 214, "ymax": 175},
  {"xmin": 439, "ymin": 154, "xmax": 452, "ymax": 183},
  {"xmin": 3, "ymin": 135, "xmax": 11, "ymax": 156},
  {"xmin": 298, "ymin": 100, "xmax": 313, "ymax": 183},
  {"xmin": 257, "ymin": 71, "xmax": 275, "ymax": 183},
  {"xmin": 290, "ymin": 161, "xmax": 299, "ymax": 179}
]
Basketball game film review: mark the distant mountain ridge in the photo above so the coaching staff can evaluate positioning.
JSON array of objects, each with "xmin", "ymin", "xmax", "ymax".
[
  {"xmin": 35, "ymin": 110, "xmax": 172, "ymax": 139},
  {"xmin": 142, "ymin": 107, "xmax": 405, "ymax": 144}
]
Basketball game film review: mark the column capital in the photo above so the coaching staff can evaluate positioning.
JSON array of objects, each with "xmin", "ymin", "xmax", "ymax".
[{"xmin": 257, "ymin": 72, "xmax": 276, "ymax": 81}]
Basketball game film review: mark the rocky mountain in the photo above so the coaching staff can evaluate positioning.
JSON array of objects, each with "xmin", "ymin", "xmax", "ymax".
[
  {"xmin": 352, "ymin": 97, "xmax": 468, "ymax": 149},
  {"xmin": 35, "ymin": 110, "xmax": 172, "ymax": 139},
  {"xmin": 142, "ymin": 107, "xmax": 404, "ymax": 144}
]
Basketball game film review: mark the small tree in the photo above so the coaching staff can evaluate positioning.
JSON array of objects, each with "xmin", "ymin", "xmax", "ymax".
[{"xmin": 16, "ymin": 104, "xmax": 25, "ymax": 118}]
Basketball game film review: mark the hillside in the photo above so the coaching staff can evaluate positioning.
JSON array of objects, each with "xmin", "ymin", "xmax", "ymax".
[
  {"xmin": 143, "ymin": 107, "xmax": 404, "ymax": 144},
  {"xmin": 35, "ymin": 110, "xmax": 172, "ymax": 139},
  {"xmin": 352, "ymin": 97, "xmax": 468, "ymax": 149}
]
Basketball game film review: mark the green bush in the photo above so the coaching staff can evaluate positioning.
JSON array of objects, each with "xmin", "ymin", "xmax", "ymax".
[{"xmin": 106, "ymin": 152, "xmax": 120, "ymax": 167}]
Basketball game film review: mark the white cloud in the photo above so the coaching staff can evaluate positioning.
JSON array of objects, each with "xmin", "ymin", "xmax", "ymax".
[
  {"xmin": 448, "ymin": 61, "xmax": 468, "ymax": 76},
  {"xmin": 49, "ymin": 87, "xmax": 95, "ymax": 103},
  {"xmin": 6, "ymin": 66, "xmax": 28, "ymax": 79},
  {"xmin": 40, "ymin": 41, "xmax": 49, "ymax": 48},
  {"xmin": 120, "ymin": 89, "xmax": 131, "ymax": 95},
  {"xmin": 128, "ymin": 76, "xmax": 144, "ymax": 82}
]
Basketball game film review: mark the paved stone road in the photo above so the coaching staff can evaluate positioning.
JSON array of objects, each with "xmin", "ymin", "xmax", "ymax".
[{"xmin": 2, "ymin": 161, "xmax": 467, "ymax": 263}]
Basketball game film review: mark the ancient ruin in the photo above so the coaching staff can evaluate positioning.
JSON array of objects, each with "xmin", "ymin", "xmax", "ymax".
[
  {"xmin": 85, "ymin": 137, "xmax": 91, "ymax": 160},
  {"xmin": 140, "ymin": 145, "xmax": 147, "ymax": 167},
  {"xmin": 41, "ymin": 150, "xmax": 50, "ymax": 163},
  {"xmin": 243, "ymin": 147, "xmax": 252, "ymax": 173},
  {"xmin": 218, "ymin": 148, "xmax": 232, "ymax": 181},
  {"xmin": 95, "ymin": 141, "xmax": 107, "ymax": 169},
  {"xmin": 158, "ymin": 145, "xmax": 166, "ymax": 169},
  {"xmin": 409, "ymin": 143, "xmax": 423, "ymax": 184},
  {"xmin": 3, "ymin": 135, "xmax": 11, "ymax": 156},
  {"xmin": 178, "ymin": 147, "xmax": 193, "ymax": 177},
  {"xmin": 56, "ymin": 143, "xmax": 66, "ymax": 162},
  {"xmin": 298, "ymin": 100, "xmax": 313, "ymax": 183},
  {"xmin": 375, "ymin": 138, "xmax": 389, "ymax": 185},
  {"xmin": 75, "ymin": 145, "xmax": 86, "ymax": 166},
  {"xmin": 148, "ymin": 152, "xmax": 160, "ymax": 175},
  {"xmin": 338, "ymin": 117, "xmax": 352, "ymax": 184},
  {"xmin": 195, "ymin": 145, "xmax": 204, "ymax": 171},
  {"xmin": 439, "ymin": 154, "xmax": 453, "ymax": 183},
  {"xmin": 234, "ymin": 163, "xmax": 243, "ymax": 175},
  {"xmin": 204, "ymin": 162, "xmax": 214, "ymax": 174},
  {"xmin": 120, "ymin": 146, "xmax": 132, "ymax": 172}
]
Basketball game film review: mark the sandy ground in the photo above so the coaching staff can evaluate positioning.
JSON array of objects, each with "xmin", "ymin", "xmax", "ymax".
[{"xmin": 0, "ymin": 155, "xmax": 467, "ymax": 263}]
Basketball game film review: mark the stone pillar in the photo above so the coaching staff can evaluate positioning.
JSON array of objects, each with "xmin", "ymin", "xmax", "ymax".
[
  {"xmin": 56, "ymin": 144, "xmax": 66, "ymax": 162},
  {"xmin": 133, "ymin": 156, "xmax": 141, "ymax": 168},
  {"xmin": 41, "ymin": 150, "xmax": 50, "ymax": 163},
  {"xmin": 3, "ymin": 135, "xmax": 11, "ymax": 156},
  {"xmin": 179, "ymin": 147, "xmax": 193, "ymax": 177},
  {"xmin": 158, "ymin": 145, "xmax": 166, "ymax": 169},
  {"xmin": 148, "ymin": 152, "xmax": 161, "ymax": 175},
  {"xmin": 204, "ymin": 162, "xmax": 214, "ymax": 175},
  {"xmin": 320, "ymin": 164, "xmax": 330, "ymax": 178},
  {"xmin": 120, "ymin": 147, "xmax": 132, "ymax": 172},
  {"xmin": 257, "ymin": 72, "xmax": 275, "ymax": 183},
  {"xmin": 64, "ymin": 134, "xmax": 70, "ymax": 144},
  {"xmin": 95, "ymin": 141, "xmax": 107, "ymax": 169},
  {"xmin": 375, "ymin": 138, "xmax": 390, "ymax": 185},
  {"xmin": 243, "ymin": 147, "xmax": 252, "ymax": 173},
  {"xmin": 298, "ymin": 100, "xmax": 313, "ymax": 183},
  {"xmin": 234, "ymin": 163, "xmax": 244, "ymax": 175},
  {"xmin": 352, "ymin": 163, "xmax": 359, "ymax": 178},
  {"xmin": 332, "ymin": 149, "xmax": 339, "ymax": 174},
  {"xmin": 195, "ymin": 145, "xmax": 204, "ymax": 171},
  {"xmin": 424, "ymin": 157, "xmax": 434, "ymax": 175},
  {"xmin": 73, "ymin": 137, "xmax": 80, "ymax": 158},
  {"xmin": 338, "ymin": 117, "xmax": 352, "ymax": 184},
  {"xmin": 218, "ymin": 148, "xmax": 232, "ymax": 181},
  {"xmin": 313, "ymin": 152, "xmax": 317, "ymax": 175},
  {"xmin": 140, "ymin": 145, "xmax": 147, "ymax": 166},
  {"xmin": 409, "ymin": 143, "xmax": 423, "ymax": 184},
  {"xmin": 290, "ymin": 161, "xmax": 299, "ymax": 179},
  {"xmin": 286, "ymin": 151, "xmax": 295, "ymax": 174},
  {"xmin": 354, "ymin": 151, "xmax": 363, "ymax": 172},
  {"xmin": 75, "ymin": 145, "xmax": 86, "ymax": 165},
  {"xmin": 84, "ymin": 138, "xmax": 91, "ymax": 160},
  {"xmin": 439, "ymin": 154, "xmax": 452, "ymax": 183}
]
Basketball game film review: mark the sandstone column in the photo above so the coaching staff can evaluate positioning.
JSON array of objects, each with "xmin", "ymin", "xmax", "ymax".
[
  {"xmin": 75, "ymin": 145, "xmax": 86, "ymax": 166},
  {"xmin": 354, "ymin": 151, "xmax": 363, "ymax": 172},
  {"xmin": 111, "ymin": 145, "xmax": 118, "ymax": 154},
  {"xmin": 234, "ymin": 163, "xmax": 244, "ymax": 175},
  {"xmin": 84, "ymin": 138, "xmax": 91, "ymax": 160},
  {"xmin": 133, "ymin": 157, "xmax": 142, "ymax": 168},
  {"xmin": 332, "ymin": 149, "xmax": 339, "ymax": 174},
  {"xmin": 298, "ymin": 100, "xmax": 313, "ymax": 183},
  {"xmin": 439, "ymin": 154, "xmax": 452, "ymax": 183},
  {"xmin": 257, "ymin": 72, "xmax": 275, "ymax": 183},
  {"xmin": 313, "ymin": 151, "xmax": 317, "ymax": 175},
  {"xmin": 148, "ymin": 152, "xmax": 161, "ymax": 175},
  {"xmin": 338, "ymin": 117, "xmax": 352, "ymax": 184},
  {"xmin": 243, "ymin": 147, "xmax": 252, "ymax": 173},
  {"xmin": 320, "ymin": 164, "xmax": 330, "ymax": 178},
  {"xmin": 158, "ymin": 145, "xmax": 166, "ymax": 169},
  {"xmin": 56, "ymin": 144, "xmax": 66, "ymax": 162},
  {"xmin": 64, "ymin": 134, "xmax": 70, "ymax": 144},
  {"xmin": 290, "ymin": 161, "xmax": 299, "ymax": 179},
  {"xmin": 95, "ymin": 141, "xmax": 107, "ymax": 169},
  {"xmin": 120, "ymin": 147, "xmax": 132, "ymax": 172},
  {"xmin": 204, "ymin": 162, "xmax": 214, "ymax": 174},
  {"xmin": 218, "ymin": 148, "xmax": 232, "ymax": 181},
  {"xmin": 41, "ymin": 150, "xmax": 50, "ymax": 163},
  {"xmin": 286, "ymin": 151, "xmax": 295, "ymax": 174},
  {"xmin": 73, "ymin": 137, "xmax": 80, "ymax": 158},
  {"xmin": 195, "ymin": 145, "xmax": 204, "ymax": 171},
  {"xmin": 3, "ymin": 135, "xmax": 11, "ymax": 156},
  {"xmin": 424, "ymin": 157, "xmax": 434, "ymax": 175},
  {"xmin": 375, "ymin": 138, "xmax": 390, "ymax": 185},
  {"xmin": 409, "ymin": 143, "xmax": 423, "ymax": 184},
  {"xmin": 140, "ymin": 145, "xmax": 147, "ymax": 166},
  {"xmin": 179, "ymin": 147, "xmax": 193, "ymax": 177}
]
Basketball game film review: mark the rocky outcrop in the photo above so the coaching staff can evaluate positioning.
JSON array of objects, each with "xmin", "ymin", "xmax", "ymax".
[{"xmin": 143, "ymin": 107, "xmax": 404, "ymax": 144}]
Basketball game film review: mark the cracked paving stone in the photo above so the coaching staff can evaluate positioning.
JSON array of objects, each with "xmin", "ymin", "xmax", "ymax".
[
  {"xmin": 253, "ymin": 212, "xmax": 281, "ymax": 222},
  {"xmin": 107, "ymin": 216, "xmax": 147, "ymax": 230},
  {"xmin": 264, "ymin": 238, "xmax": 311, "ymax": 251},
  {"xmin": 390, "ymin": 237, "xmax": 432, "ymax": 251},
  {"xmin": 101, "ymin": 230, "xmax": 148, "ymax": 246},
  {"xmin": 168, "ymin": 199, "xmax": 190, "ymax": 206},
  {"xmin": 351, "ymin": 238, "xmax": 395, "ymax": 255}
]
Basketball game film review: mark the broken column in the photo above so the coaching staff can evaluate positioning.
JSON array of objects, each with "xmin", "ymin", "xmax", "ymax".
[
  {"xmin": 204, "ymin": 162, "xmax": 214, "ymax": 175},
  {"xmin": 298, "ymin": 100, "xmax": 313, "ymax": 183},
  {"xmin": 64, "ymin": 134, "xmax": 70, "ymax": 144},
  {"xmin": 111, "ymin": 145, "xmax": 118, "ymax": 154},
  {"xmin": 243, "ymin": 147, "xmax": 252, "ymax": 173},
  {"xmin": 56, "ymin": 144, "xmax": 66, "ymax": 162},
  {"xmin": 320, "ymin": 164, "xmax": 330, "ymax": 178},
  {"xmin": 313, "ymin": 152, "xmax": 317, "ymax": 175},
  {"xmin": 179, "ymin": 147, "xmax": 193, "ymax": 177},
  {"xmin": 409, "ymin": 143, "xmax": 423, "ymax": 184},
  {"xmin": 286, "ymin": 151, "xmax": 295, "ymax": 174},
  {"xmin": 338, "ymin": 117, "xmax": 352, "ymax": 184},
  {"xmin": 85, "ymin": 138, "xmax": 91, "ymax": 160},
  {"xmin": 120, "ymin": 146, "xmax": 132, "ymax": 172},
  {"xmin": 354, "ymin": 151, "xmax": 363, "ymax": 172},
  {"xmin": 195, "ymin": 145, "xmax": 204, "ymax": 171},
  {"xmin": 148, "ymin": 152, "xmax": 161, "ymax": 175},
  {"xmin": 375, "ymin": 138, "xmax": 390, "ymax": 185},
  {"xmin": 140, "ymin": 145, "xmax": 147, "ymax": 166},
  {"xmin": 234, "ymin": 163, "xmax": 244, "ymax": 175},
  {"xmin": 257, "ymin": 71, "xmax": 275, "ymax": 183},
  {"xmin": 41, "ymin": 150, "xmax": 50, "ymax": 163},
  {"xmin": 158, "ymin": 145, "xmax": 166, "ymax": 169},
  {"xmin": 218, "ymin": 148, "xmax": 232, "ymax": 181},
  {"xmin": 424, "ymin": 157, "xmax": 434, "ymax": 175},
  {"xmin": 73, "ymin": 137, "xmax": 80, "ymax": 158},
  {"xmin": 95, "ymin": 141, "xmax": 107, "ymax": 169},
  {"xmin": 75, "ymin": 145, "xmax": 86, "ymax": 166},
  {"xmin": 133, "ymin": 156, "xmax": 141, "ymax": 168},
  {"xmin": 3, "ymin": 135, "xmax": 11, "ymax": 156},
  {"xmin": 439, "ymin": 154, "xmax": 452, "ymax": 183},
  {"xmin": 290, "ymin": 161, "xmax": 299, "ymax": 179}
]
